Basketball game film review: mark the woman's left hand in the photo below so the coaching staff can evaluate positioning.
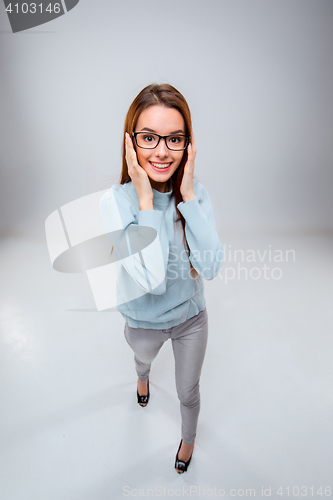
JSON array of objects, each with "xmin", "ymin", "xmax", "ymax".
[{"xmin": 180, "ymin": 128, "xmax": 196, "ymax": 203}]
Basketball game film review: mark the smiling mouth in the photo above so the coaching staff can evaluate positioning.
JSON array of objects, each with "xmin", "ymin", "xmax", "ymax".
[{"xmin": 149, "ymin": 161, "xmax": 172, "ymax": 170}]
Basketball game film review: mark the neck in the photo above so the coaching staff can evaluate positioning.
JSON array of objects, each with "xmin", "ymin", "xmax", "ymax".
[{"xmin": 150, "ymin": 179, "xmax": 170, "ymax": 193}]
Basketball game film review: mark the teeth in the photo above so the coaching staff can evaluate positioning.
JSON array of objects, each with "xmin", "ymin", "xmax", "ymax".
[{"xmin": 151, "ymin": 162, "xmax": 171, "ymax": 169}]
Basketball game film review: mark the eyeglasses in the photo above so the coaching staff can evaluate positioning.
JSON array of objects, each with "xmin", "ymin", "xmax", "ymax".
[{"xmin": 132, "ymin": 132, "xmax": 189, "ymax": 151}]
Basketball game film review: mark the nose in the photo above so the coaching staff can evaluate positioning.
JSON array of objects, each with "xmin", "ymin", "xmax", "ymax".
[{"xmin": 155, "ymin": 138, "xmax": 169, "ymax": 158}]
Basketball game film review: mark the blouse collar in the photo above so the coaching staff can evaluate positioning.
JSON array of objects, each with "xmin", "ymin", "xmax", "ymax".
[{"xmin": 152, "ymin": 183, "xmax": 173, "ymax": 209}]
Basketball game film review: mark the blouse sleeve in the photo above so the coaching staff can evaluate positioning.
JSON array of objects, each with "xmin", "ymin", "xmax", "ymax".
[
  {"xmin": 99, "ymin": 186, "xmax": 169, "ymax": 295},
  {"xmin": 177, "ymin": 182, "xmax": 224, "ymax": 280}
]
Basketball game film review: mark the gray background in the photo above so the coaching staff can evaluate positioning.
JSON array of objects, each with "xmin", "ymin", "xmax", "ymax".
[
  {"xmin": 1, "ymin": 2, "xmax": 333, "ymax": 498},
  {"xmin": 0, "ymin": 0, "xmax": 332, "ymax": 237}
]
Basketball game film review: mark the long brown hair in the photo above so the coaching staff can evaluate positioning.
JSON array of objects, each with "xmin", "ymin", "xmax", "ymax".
[{"xmin": 120, "ymin": 83, "xmax": 198, "ymax": 277}]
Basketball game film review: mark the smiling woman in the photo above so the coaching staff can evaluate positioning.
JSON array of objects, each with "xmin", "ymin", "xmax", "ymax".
[{"xmin": 99, "ymin": 83, "xmax": 224, "ymax": 474}]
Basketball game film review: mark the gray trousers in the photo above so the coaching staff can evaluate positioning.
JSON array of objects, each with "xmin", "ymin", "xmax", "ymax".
[{"xmin": 124, "ymin": 307, "xmax": 208, "ymax": 445}]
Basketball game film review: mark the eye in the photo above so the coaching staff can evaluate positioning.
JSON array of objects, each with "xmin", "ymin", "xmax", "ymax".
[
  {"xmin": 143, "ymin": 134, "xmax": 157, "ymax": 143},
  {"xmin": 169, "ymin": 135, "xmax": 181, "ymax": 144}
]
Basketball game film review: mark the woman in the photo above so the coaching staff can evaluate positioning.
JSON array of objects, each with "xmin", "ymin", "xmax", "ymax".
[{"xmin": 99, "ymin": 83, "xmax": 223, "ymax": 473}]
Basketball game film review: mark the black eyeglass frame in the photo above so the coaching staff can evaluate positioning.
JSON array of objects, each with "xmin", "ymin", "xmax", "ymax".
[{"xmin": 132, "ymin": 132, "xmax": 190, "ymax": 151}]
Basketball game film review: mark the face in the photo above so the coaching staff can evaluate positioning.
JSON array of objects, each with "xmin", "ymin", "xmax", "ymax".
[{"xmin": 134, "ymin": 105, "xmax": 186, "ymax": 192}]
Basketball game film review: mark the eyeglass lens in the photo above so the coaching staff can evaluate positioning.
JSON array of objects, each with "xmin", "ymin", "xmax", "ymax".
[{"xmin": 135, "ymin": 133, "xmax": 187, "ymax": 150}]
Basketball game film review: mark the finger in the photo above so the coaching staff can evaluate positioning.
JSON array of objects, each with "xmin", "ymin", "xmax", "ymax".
[
  {"xmin": 125, "ymin": 133, "xmax": 138, "ymax": 168},
  {"xmin": 189, "ymin": 128, "xmax": 197, "ymax": 155},
  {"xmin": 125, "ymin": 131, "xmax": 130, "ymax": 150},
  {"xmin": 125, "ymin": 132, "xmax": 130, "ymax": 157},
  {"xmin": 126, "ymin": 132, "xmax": 137, "ymax": 154},
  {"xmin": 126, "ymin": 134, "xmax": 138, "ymax": 162},
  {"xmin": 187, "ymin": 143, "xmax": 195, "ymax": 163},
  {"xmin": 125, "ymin": 142, "xmax": 135, "ymax": 175},
  {"xmin": 125, "ymin": 142, "xmax": 132, "ymax": 168},
  {"xmin": 125, "ymin": 132, "xmax": 134, "ymax": 157}
]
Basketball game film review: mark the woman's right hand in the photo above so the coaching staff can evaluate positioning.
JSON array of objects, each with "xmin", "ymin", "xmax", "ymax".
[{"xmin": 125, "ymin": 132, "xmax": 154, "ymax": 210}]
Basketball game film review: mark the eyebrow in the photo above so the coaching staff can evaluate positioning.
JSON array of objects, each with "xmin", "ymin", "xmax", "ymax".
[{"xmin": 139, "ymin": 127, "xmax": 185, "ymax": 134}]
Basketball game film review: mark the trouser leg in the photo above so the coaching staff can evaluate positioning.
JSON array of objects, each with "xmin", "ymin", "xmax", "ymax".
[
  {"xmin": 124, "ymin": 323, "xmax": 167, "ymax": 382},
  {"xmin": 171, "ymin": 308, "xmax": 208, "ymax": 446}
]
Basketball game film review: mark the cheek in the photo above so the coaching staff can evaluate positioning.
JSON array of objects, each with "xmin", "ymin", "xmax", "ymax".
[{"xmin": 175, "ymin": 152, "xmax": 185, "ymax": 166}]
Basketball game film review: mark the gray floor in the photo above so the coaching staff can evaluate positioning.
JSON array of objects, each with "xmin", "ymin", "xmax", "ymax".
[{"xmin": 0, "ymin": 231, "xmax": 332, "ymax": 499}]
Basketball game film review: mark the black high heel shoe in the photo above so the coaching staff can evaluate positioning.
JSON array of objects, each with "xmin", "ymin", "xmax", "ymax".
[
  {"xmin": 174, "ymin": 439, "xmax": 193, "ymax": 473},
  {"xmin": 137, "ymin": 379, "xmax": 149, "ymax": 407}
]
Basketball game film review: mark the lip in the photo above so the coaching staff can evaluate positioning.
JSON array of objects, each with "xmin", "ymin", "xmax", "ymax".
[{"xmin": 149, "ymin": 161, "xmax": 172, "ymax": 172}]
